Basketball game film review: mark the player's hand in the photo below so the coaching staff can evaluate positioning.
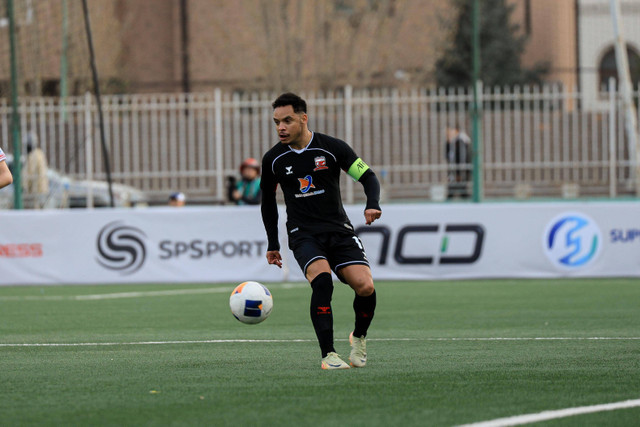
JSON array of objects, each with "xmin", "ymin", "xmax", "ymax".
[
  {"xmin": 364, "ymin": 209, "xmax": 382, "ymax": 225},
  {"xmin": 266, "ymin": 250, "xmax": 282, "ymax": 268}
]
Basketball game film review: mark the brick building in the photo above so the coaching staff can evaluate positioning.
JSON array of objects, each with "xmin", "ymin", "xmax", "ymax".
[{"xmin": 0, "ymin": 0, "xmax": 638, "ymax": 101}]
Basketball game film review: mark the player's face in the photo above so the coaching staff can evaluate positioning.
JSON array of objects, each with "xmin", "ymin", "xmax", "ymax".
[{"xmin": 273, "ymin": 106, "xmax": 307, "ymax": 145}]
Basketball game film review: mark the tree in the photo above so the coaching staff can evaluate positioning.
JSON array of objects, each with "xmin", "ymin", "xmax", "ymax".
[{"xmin": 435, "ymin": 0, "xmax": 547, "ymax": 88}]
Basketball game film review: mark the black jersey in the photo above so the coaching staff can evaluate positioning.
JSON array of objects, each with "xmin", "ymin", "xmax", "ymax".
[{"xmin": 260, "ymin": 132, "xmax": 379, "ymax": 251}]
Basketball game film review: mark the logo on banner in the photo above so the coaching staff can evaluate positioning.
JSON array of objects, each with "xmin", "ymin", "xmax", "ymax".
[
  {"xmin": 0, "ymin": 243, "xmax": 43, "ymax": 258},
  {"xmin": 543, "ymin": 213, "xmax": 602, "ymax": 269},
  {"xmin": 354, "ymin": 224, "xmax": 485, "ymax": 265},
  {"xmin": 96, "ymin": 221, "xmax": 147, "ymax": 275}
]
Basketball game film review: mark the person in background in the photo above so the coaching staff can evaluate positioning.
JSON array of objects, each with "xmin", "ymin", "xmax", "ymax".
[
  {"xmin": 445, "ymin": 126, "xmax": 472, "ymax": 199},
  {"xmin": 229, "ymin": 158, "xmax": 261, "ymax": 205},
  {"xmin": 23, "ymin": 133, "xmax": 50, "ymax": 208},
  {"xmin": 0, "ymin": 145, "xmax": 13, "ymax": 189},
  {"xmin": 168, "ymin": 192, "xmax": 186, "ymax": 207}
]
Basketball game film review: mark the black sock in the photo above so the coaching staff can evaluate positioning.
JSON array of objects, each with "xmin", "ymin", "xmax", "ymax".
[
  {"xmin": 353, "ymin": 290, "xmax": 376, "ymax": 338},
  {"xmin": 310, "ymin": 272, "xmax": 335, "ymax": 358}
]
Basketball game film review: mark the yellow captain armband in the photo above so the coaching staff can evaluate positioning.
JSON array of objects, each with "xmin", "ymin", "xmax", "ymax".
[{"xmin": 347, "ymin": 158, "xmax": 370, "ymax": 181}]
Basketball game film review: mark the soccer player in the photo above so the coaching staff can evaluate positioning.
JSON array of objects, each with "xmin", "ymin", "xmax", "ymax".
[
  {"xmin": 260, "ymin": 93, "xmax": 381, "ymax": 370},
  {"xmin": 0, "ymin": 146, "xmax": 13, "ymax": 189}
]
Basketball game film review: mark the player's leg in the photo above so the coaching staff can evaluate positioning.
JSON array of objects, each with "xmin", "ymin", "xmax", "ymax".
[
  {"xmin": 289, "ymin": 234, "xmax": 348, "ymax": 369},
  {"xmin": 331, "ymin": 233, "xmax": 376, "ymax": 367},
  {"xmin": 305, "ymin": 259, "xmax": 335, "ymax": 356},
  {"xmin": 338, "ymin": 265, "xmax": 376, "ymax": 368},
  {"xmin": 340, "ymin": 264, "xmax": 377, "ymax": 337},
  {"xmin": 306, "ymin": 259, "xmax": 348, "ymax": 369}
]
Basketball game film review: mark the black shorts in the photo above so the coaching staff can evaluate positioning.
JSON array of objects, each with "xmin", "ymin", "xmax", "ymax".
[{"xmin": 288, "ymin": 230, "xmax": 370, "ymax": 283}]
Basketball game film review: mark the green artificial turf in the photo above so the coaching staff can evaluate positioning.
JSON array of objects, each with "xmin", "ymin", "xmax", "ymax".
[{"xmin": 1, "ymin": 279, "xmax": 639, "ymax": 426}]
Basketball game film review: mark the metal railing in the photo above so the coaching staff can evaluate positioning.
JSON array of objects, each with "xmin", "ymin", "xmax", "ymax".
[{"xmin": 1, "ymin": 83, "xmax": 638, "ymax": 205}]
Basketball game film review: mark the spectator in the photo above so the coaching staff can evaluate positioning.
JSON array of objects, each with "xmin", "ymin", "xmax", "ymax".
[
  {"xmin": 0, "ymin": 145, "xmax": 12, "ymax": 189},
  {"xmin": 168, "ymin": 191, "xmax": 186, "ymax": 207},
  {"xmin": 23, "ymin": 133, "xmax": 50, "ymax": 208},
  {"xmin": 228, "ymin": 158, "xmax": 261, "ymax": 205},
  {"xmin": 445, "ymin": 126, "xmax": 471, "ymax": 199}
]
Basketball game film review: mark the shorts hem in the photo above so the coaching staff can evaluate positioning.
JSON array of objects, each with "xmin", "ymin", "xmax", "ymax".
[
  {"xmin": 303, "ymin": 256, "xmax": 327, "ymax": 275},
  {"xmin": 333, "ymin": 260, "xmax": 370, "ymax": 272}
]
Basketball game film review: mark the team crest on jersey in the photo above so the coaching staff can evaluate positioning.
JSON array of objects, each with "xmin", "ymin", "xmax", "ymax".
[
  {"xmin": 298, "ymin": 175, "xmax": 316, "ymax": 193},
  {"xmin": 313, "ymin": 156, "xmax": 329, "ymax": 171}
]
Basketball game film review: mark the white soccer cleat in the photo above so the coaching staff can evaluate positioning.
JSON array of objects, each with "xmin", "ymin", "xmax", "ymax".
[
  {"xmin": 349, "ymin": 332, "xmax": 367, "ymax": 368},
  {"xmin": 321, "ymin": 352, "xmax": 351, "ymax": 370}
]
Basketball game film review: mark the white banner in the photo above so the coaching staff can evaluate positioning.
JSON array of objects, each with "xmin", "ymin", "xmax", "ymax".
[
  {"xmin": 0, "ymin": 206, "xmax": 278, "ymax": 285},
  {"xmin": 345, "ymin": 203, "xmax": 640, "ymax": 281},
  {"xmin": 0, "ymin": 202, "xmax": 638, "ymax": 285}
]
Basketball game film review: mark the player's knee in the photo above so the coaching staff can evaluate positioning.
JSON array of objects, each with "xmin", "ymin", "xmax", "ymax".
[
  {"xmin": 306, "ymin": 259, "xmax": 331, "ymax": 282},
  {"xmin": 354, "ymin": 277, "xmax": 374, "ymax": 297}
]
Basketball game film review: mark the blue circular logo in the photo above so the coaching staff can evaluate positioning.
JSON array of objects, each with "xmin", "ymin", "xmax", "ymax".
[{"xmin": 543, "ymin": 213, "xmax": 601, "ymax": 269}]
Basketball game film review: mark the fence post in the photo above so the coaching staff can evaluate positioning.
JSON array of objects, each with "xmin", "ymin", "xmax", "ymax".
[
  {"xmin": 471, "ymin": 0, "xmax": 483, "ymax": 203},
  {"xmin": 608, "ymin": 78, "xmax": 617, "ymax": 198},
  {"xmin": 472, "ymin": 80, "xmax": 484, "ymax": 202},
  {"xmin": 214, "ymin": 88, "xmax": 224, "ymax": 200},
  {"xmin": 85, "ymin": 92, "xmax": 94, "ymax": 208},
  {"xmin": 344, "ymin": 85, "xmax": 354, "ymax": 204},
  {"xmin": 7, "ymin": 0, "xmax": 22, "ymax": 210}
]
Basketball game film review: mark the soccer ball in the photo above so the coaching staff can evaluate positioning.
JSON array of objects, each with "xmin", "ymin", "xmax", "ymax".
[{"xmin": 229, "ymin": 281, "xmax": 273, "ymax": 324}]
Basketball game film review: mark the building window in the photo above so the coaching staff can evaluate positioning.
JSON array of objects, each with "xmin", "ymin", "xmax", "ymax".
[{"xmin": 599, "ymin": 45, "xmax": 640, "ymax": 91}]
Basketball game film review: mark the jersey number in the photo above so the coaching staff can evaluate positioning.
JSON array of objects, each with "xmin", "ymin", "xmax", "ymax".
[{"xmin": 352, "ymin": 236, "xmax": 366, "ymax": 255}]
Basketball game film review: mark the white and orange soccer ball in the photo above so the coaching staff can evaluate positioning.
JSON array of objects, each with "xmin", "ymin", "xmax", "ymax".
[{"xmin": 229, "ymin": 281, "xmax": 273, "ymax": 324}]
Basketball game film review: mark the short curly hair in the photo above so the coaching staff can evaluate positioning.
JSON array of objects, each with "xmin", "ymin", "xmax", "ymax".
[{"xmin": 272, "ymin": 93, "xmax": 307, "ymax": 114}]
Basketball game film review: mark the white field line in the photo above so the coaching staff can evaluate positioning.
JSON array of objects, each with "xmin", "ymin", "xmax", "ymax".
[
  {"xmin": 459, "ymin": 398, "xmax": 640, "ymax": 427},
  {"xmin": 425, "ymin": 337, "xmax": 640, "ymax": 341},
  {"xmin": 0, "ymin": 282, "xmax": 306, "ymax": 301},
  {"xmin": 0, "ymin": 338, "xmax": 410, "ymax": 347},
  {"xmin": 1, "ymin": 337, "xmax": 640, "ymax": 348}
]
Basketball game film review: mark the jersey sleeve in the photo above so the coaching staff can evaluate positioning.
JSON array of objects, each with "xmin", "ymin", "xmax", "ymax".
[
  {"xmin": 260, "ymin": 153, "xmax": 280, "ymax": 251},
  {"xmin": 331, "ymin": 137, "xmax": 380, "ymax": 210},
  {"xmin": 332, "ymin": 138, "xmax": 371, "ymax": 182},
  {"xmin": 0, "ymin": 147, "xmax": 5, "ymax": 163},
  {"xmin": 359, "ymin": 169, "xmax": 381, "ymax": 211},
  {"xmin": 333, "ymin": 139, "xmax": 359, "ymax": 171}
]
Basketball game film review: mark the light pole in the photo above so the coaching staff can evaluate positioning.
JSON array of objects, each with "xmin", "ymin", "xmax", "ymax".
[
  {"xmin": 7, "ymin": 0, "xmax": 22, "ymax": 209},
  {"xmin": 471, "ymin": 0, "xmax": 483, "ymax": 202}
]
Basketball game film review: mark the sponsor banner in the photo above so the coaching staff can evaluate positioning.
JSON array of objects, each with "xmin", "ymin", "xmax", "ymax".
[
  {"xmin": 343, "ymin": 203, "xmax": 640, "ymax": 281},
  {"xmin": 0, "ymin": 207, "xmax": 279, "ymax": 285},
  {"xmin": 0, "ymin": 202, "xmax": 638, "ymax": 285}
]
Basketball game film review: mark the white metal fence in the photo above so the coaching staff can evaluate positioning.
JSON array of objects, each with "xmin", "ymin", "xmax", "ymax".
[{"xmin": 1, "ymin": 83, "xmax": 639, "ymax": 204}]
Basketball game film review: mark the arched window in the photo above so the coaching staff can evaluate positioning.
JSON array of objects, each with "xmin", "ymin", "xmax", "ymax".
[{"xmin": 599, "ymin": 45, "xmax": 640, "ymax": 91}]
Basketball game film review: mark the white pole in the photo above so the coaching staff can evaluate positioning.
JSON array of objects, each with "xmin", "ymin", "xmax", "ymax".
[
  {"xmin": 214, "ymin": 89, "xmax": 224, "ymax": 200},
  {"xmin": 344, "ymin": 85, "xmax": 354, "ymax": 204},
  {"xmin": 84, "ymin": 91, "xmax": 94, "ymax": 209},
  {"xmin": 610, "ymin": 0, "xmax": 640, "ymax": 194},
  {"xmin": 609, "ymin": 78, "xmax": 617, "ymax": 198}
]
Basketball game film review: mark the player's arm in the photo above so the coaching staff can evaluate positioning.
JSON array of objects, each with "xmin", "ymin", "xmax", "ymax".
[
  {"xmin": 0, "ymin": 159, "xmax": 13, "ymax": 189},
  {"xmin": 348, "ymin": 161, "xmax": 381, "ymax": 225},
  {"xmin": 338, "ymin": 140, "xmax": 382, "ymax": 225},
  {"xmin": 260, "ymin": 157, "xmax": 282, "ymax": 267}
]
